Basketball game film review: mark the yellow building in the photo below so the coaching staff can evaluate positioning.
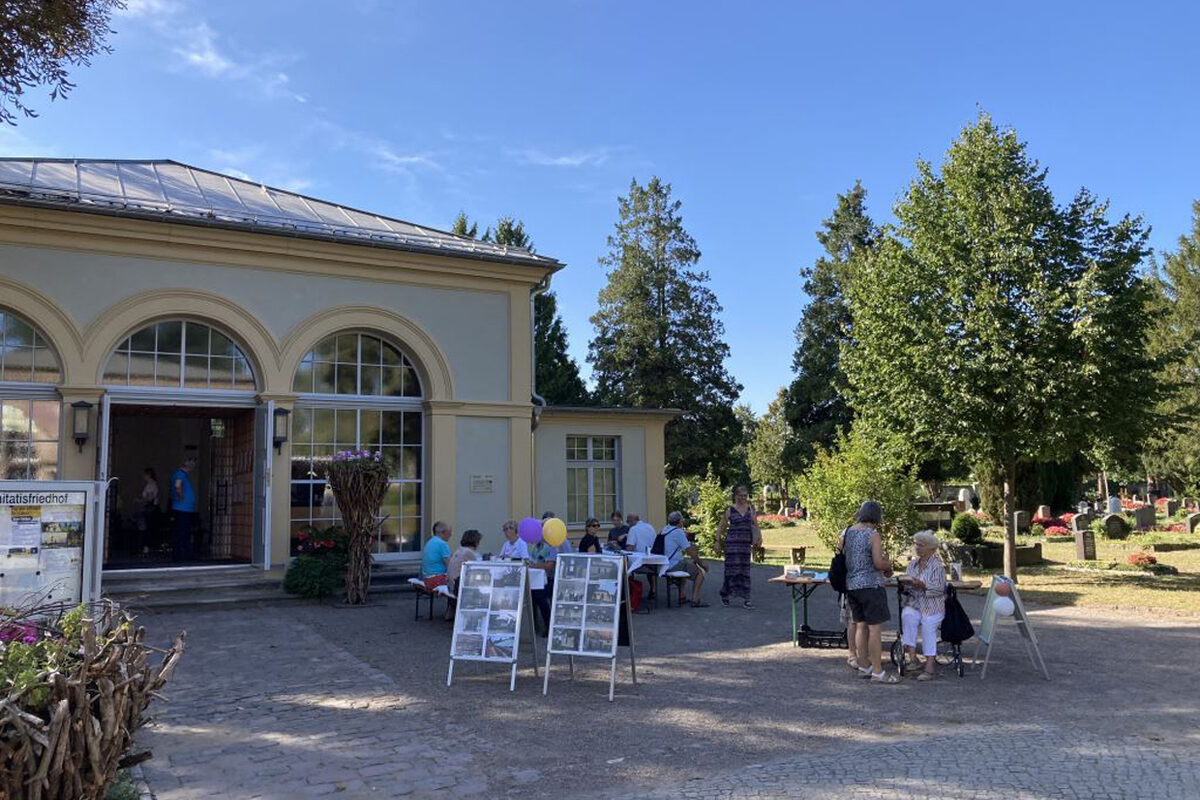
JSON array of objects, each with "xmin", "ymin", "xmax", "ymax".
[{"xmin": 0, "ymin": 158, "xmax": 671, "ymax": 582}]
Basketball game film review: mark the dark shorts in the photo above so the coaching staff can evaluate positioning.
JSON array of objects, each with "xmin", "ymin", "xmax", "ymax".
[{"xmin": 846, "ymin": 587, "xmax": 890, "ymax": 625}]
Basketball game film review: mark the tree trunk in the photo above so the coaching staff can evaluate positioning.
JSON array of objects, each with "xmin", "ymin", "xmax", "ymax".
[
  {"xmin": 345, "ymin": 529, "xmax": 374, "ymax": 605},
  {"xmin": 1003, "ymin": 459, "xmax": 1018, "ymax": 582}
]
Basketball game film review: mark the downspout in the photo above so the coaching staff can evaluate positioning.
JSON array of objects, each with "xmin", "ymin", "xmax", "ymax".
[{"xmin": 530, "ymin": 274, "xmax": 552, "ymax": 513}]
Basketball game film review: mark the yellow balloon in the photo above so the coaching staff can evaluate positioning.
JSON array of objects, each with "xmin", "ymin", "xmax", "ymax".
[{"xmin": 542, "ymin": 517, "xmax": 567, "ymax": 547}]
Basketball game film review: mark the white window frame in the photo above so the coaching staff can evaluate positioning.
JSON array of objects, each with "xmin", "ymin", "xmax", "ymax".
[{"xmin": 565, "ymin": 435, "xmax": 620, "ymax": 526}]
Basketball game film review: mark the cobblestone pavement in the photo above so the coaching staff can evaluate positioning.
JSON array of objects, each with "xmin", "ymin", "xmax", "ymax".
[{"xmin": 135, "ymin": 564, "xmax": 1200, "ymax": 800}]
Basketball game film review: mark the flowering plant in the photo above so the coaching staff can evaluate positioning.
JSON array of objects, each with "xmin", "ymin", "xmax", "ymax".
[
  {"xmin": 1032, "ymin": 515, "xmax": 1066, "ymax": 528},
  {"xmin": 1126, "ymin": 549, "xmax": 1157, "ymax": 568},
  {"xmin": 0, "ymin": 622, "xmax": 39, "ymax": 644},
  {"xmin": 1045, "ymin": 525, "xmax": 1072, "ymax": 538}
]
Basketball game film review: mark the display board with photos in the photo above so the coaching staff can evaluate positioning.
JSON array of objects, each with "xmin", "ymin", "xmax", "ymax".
[
  {"xmin": 0, "ymin": 486, "xmax": 91, "ymax": 608},
  {"xmin": 547, "ymin": 553, "xmax": 623, "ymax": 659},
  {"xmin": 449, "ymin": 561, "xmax": 529, "ymax": 664}
]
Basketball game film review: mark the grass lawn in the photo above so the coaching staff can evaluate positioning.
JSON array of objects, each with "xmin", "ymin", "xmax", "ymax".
[{"xmin": 756, "ymin": 520, "xmax": 1200, "ymax": 617}]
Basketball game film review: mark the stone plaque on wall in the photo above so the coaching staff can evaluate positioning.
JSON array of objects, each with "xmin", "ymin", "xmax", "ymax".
[{"xmin": 469, "ymin": 474, "xmax": 495, "ymax": 494}]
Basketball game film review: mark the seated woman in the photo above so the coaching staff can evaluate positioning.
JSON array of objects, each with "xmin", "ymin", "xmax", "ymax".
[
  {"xmin": 445, "ymin": 529, "xmax": 482, "ymax": 621},
  {"xmin": 578, "ymin": 518, "xmax": 603, "ymax": 553},
  {"xmin": 498, "ymin": 520, "xmax": 529, "ymax": 561},
  {"xmin": 901, "ymin": 530, "xmax": 948, "ymax": 681}
]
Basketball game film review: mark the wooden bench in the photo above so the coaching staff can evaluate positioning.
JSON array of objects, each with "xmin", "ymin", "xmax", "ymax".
[
  {"xmin": 407, "ymin": 578, "xmax": 456, "ymax": 620},
  {"xmin": 751, "ymin": 545, "xmax": 806, "ymax": 564}
]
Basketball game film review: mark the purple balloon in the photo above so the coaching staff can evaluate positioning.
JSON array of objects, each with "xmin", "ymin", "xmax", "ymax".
[{"xmin": 518, "ymin": 516, "xmax": 543, "ymax": 544}]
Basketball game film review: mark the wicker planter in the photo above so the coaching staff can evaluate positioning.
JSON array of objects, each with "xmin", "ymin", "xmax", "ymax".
[{"xmin": 1, "ymin": 602, "xmax": 185, "ymax": 800}]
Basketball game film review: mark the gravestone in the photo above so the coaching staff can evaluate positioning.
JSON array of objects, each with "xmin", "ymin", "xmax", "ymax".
[
  {"xmin": 1013, "ymin": 510, "xmax": 1030, "ymax": 533},
  {"xmin": 958, "ymin": 488, "xmax": 973, "ymax": 507},
  {"xmin": 1071, "ymin": 512, "xmax": 1095, "ymax": 532},
  {"xmin": 1165, "ymin": 499, "xmax": 1180, "ymax": 517},
  {"xmin": 1077, "ymin": 501, "xmax": 1091, "ymax": 514},
  {"xmin": 1107, "ymin": 496, "xmax": 1121, "ymax": 515},
  {"xmin": 1187, "ymin": 513, "xmax": 1200, "ymax": 535},
  {"xmin": 1102, "ymin": 514, "xmax": 1127, "ymax": 537},
  {"xmin": 1035, "ymin": 504, "xmax": 1052, "ymax": 520},
  {"xmin": 1132, "ymin": 505, "xmax": 1156, "ymax": 530},
  {"xmin": 1074, "ymin": 528, "xmax": 1096, "ymax": 561}
]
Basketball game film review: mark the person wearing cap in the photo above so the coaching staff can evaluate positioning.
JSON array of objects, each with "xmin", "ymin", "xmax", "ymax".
[
  {"xmin": 901, "ymin": 530, "xmax": 947, "ymax": 681},
  {"xmin": 660, "ymin": 511, "xmax": 708, "ymax": 607},
  {"xmin": 842, "ymin": 500, "xmax": 897, "ymax": 684}
]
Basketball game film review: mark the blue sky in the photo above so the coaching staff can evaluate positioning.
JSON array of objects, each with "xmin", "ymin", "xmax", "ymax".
[{"xmin": 4, "ymin": 0, "xmax": 1198, "ymax": 413}]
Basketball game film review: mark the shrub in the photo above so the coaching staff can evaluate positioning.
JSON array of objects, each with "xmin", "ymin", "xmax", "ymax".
[
  {"xmin": 950, "ymin": 513, "xmax": 983, "ymax": 545},
  {"xmin": 283, "ymin": 524, "xmax": 348, "ymax": 598},
  {"xmin": 1126, "ymin": 549, "xmax": 1157, "ymax": 568},
  {"xmin": 797, "ymin": 427, "xmax": 921, "ymax": 556},
  {"xmin": 1030, "ymin": 523, "xmax": 1046, "ymax": 537},
  {"xmin": 688, "ymin": 466, "xmax": 729, "ymax": 558},
  {"xmin": 666, "ymin": 475, "xmax": 701, "ymax": 522}
]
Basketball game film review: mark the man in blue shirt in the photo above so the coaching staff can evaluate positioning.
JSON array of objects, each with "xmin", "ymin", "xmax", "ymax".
[
  {"xmin": 420, "ymin": 521, "xmax": 453, "ymax": 589},
  {"xmin": 171, "ymin": 456, "xmax": 198, "ymax": 562}
]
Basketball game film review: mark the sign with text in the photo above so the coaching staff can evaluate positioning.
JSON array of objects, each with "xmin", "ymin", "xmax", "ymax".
[{"xmin": 0, "ymin": 484, "xmax": 93, "ymax": 609}]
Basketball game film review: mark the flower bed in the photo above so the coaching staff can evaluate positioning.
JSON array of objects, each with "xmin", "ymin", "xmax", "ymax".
[
  {"xmin": 1044, "ymin": 525, "xmax": 1073, "ymax": 542},
  {"xmin": 1063, "ymin": 559, "xmax": 1179, "ymax": 576},
  {"xmin": 1, "ymin": 600, "xmax": 184, "ymax": 800}
]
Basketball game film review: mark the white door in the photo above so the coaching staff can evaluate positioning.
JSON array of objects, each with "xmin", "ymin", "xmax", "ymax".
[
  {"xmin": 92, "ymin": 393, "xmax": 111, "ymax": 591},
  {"xmin": 252, "ymin": 401, "xmax": 273, "ymax": 569}
]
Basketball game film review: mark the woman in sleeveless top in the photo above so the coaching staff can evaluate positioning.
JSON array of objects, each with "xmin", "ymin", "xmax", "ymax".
[{"xmin": 716, "ymin": 485, "xmax": 761, "ymax": 608}]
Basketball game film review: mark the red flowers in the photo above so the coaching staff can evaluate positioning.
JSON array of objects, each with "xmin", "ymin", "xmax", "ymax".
[
  {"xmin": 1126, "ymin": 549, "xmax": 1157, "ymax": 567},
  {"xmin": 1045, "ymin": 525, "xmax": 1071, "ymax": 537}
]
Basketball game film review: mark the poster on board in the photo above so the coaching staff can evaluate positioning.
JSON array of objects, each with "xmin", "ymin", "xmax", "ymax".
[
  {"xmin": 0, "ymin": 486, "xmax": 90, "ymax": 608},
  {"xmin": 547, "ymin": 554, "xmax": 622, "ymax": 659},
  {"xmin": 449, "ymin": 561, "xmax": 527, "ymax": 663}
]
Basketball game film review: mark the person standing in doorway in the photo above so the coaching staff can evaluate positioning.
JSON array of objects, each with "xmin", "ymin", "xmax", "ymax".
[{"xmin": 171, "ymin": 456, "xmax": 198, "ymax": 562}]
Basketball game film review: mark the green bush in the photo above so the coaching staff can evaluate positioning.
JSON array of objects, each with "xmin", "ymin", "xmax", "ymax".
[
  {"xmin": 283, "ymin": 553, "xmax": 347, "ymax": 598},
  {"xmin": 1030, "ymin": 523, "xmax": 1045, "ymax": 537},
  {"xmin": 950, "ymin": 513, "xmax": 983, "ymax": 545},
  {"xmin": 797, "ymin": 427, "xmax": 921, "ymax": 556},
  {"xmin": 688, "ymin": 466, "xmax": 729, "ymax": 558},
  {"xmin": 666, "ymin": 475, "xmax": 701, "ymax": 523},
  {"xmin": 105, "ymin": 770, "xmax": 140, "ymax": 800}
]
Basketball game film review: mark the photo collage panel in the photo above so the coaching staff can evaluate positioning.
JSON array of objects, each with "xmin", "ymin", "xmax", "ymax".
[
  {"xmin": 450, "ymin": 563, "xmax": 526, "ymax": 662},
  {"xmin": 548, "ymin": 554, "xmax": 621, "ymax": 658}
]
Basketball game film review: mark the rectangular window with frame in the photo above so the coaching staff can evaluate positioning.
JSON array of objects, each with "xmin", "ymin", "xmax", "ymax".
[{"xmin": 565, "ymin": 435, "xmax": 619, "ymax": 525}]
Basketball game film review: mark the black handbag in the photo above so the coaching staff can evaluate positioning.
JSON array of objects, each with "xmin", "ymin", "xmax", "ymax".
[
  {"xmin": 940, "ymin": 585, "xmax": 975, "ymax": 645},
  {"xmin": 829, "ymin": 526, "xmax": 849, "ymax": 594}
]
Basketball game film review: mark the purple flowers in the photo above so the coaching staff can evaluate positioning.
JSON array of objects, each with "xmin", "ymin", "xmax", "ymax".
[
  {"xmin": 332, "ymin": 450, "xmax": 383, "ymax": 463},
  {"xmin": 0, "ymin": 623, "xmax": 40, "ymax": 644}
]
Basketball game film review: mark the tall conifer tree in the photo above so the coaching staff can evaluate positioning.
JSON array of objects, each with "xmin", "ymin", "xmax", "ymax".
[{"xmin": 588, "ymin": 177, "xmax": 742, "ymax": 480}]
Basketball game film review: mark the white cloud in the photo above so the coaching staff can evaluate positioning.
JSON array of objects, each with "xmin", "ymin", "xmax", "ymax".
[
  {"xmin": 509, "ymin": 147, "xmax": 614, "ymax": 167},
  {"xmin": 173, "ymin": 22, "xmax": 237, "ymax": 77},
  {"xmin": 373, "ymin": 146, "xmax": 440, "ymax": 173},
  {"xmin": 118, "ymin": 0, "xmax": 181, "ymax": 18}
]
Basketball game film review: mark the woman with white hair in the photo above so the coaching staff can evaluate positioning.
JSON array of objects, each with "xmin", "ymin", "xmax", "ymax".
[{"xmin": 901, "ymin": 530, "xmax": 948, "ymax": 681}]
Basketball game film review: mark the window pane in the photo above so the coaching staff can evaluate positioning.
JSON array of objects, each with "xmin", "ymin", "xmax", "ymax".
[
  {"xmin": 381, "ymin": 342, "xmax": 402, "ymax": 367},
  {"xmin": 400, "ymin": 516, "xmax": 421, "ymax": 551},
  {"xmin": 233, "ymin": 358, "xmax": 255, "ymax": 389},
  {"xmin": 336, "ymin": 334, "xmax": 358, "ymax": 363},
  {"xmin": 313, "ymin": 361, "xmax": 335, "ymax": 393},
  {"xmin": 211, "ymin": 329, "xmax": 237, "ymax": 357},
  {"xmin": 30, "ymin": 401, "xmax": 59, "ymax": 439},
  {"xmin": 335, "ymin": 363, "xmax": 357, "ymax": 394},
  {"xmin": 360, "ymin": 335, "xmax": 381, "ymax": 365},
  {"xmin": 359, "ymin": 409, "xmax": 381, "ymax": 447},
  {"xmin": 157, "ymin": 321, "xmax": 182, "ymax": 354},
  {"xmin": 360, "ymin": 365, "xmax": 382, "ymax": 396},
  {"xmin": 381, "ymin": 410, "xmax": 403, "ymax": 445},
  {"xmin": 129, "ymin": 352, "xmax": 155, "ymax": 385},
  {"xmin": 402, "ymin": 367, "xmax": 421, "ymax": 397},
  {"xmin": 315, "ymin": 336, "xmax": 337, "ymax": 361},
  {"xmin": 103, "ymin": 353, "xmax": 129, "ymax": 383},
  {"xmin": 593, "ymin": 468, "xmax": 615, "ymax": 496},
  {"xmin": 3, "ymin": 346, "xmax": 33, "ymax": 381},
  {"xmin": 566, "ymin": 436, "xmax": 586, "ymax": 461},
  {"xmin": 402, "ymin": 446, "xmax": 421, "ymax": 480},
  {"xmin": 130, "ymin": 326, "xmax": 156, "ymax": 351},
  {"xmin": 290, "ymin": 444, "xmax": 312, "ymax": 479},
  {"xmin": 381, "ymin": 365, "xmax": 404, "ymax": 396},
  {"xmin": 31, "ymin": 348, "xmax": 60, "ymax": 383},
  {"xmin": 401, "ymin": 482, "xmax": 420, "ymax": 517},
  {"xmin": 154, "ymin": 353, "xmax": 181, "ymax": 386},
  {"xmin": 311, "ymin": 409, "xmax": 335, "ymax": 444},
  {"xmin": 335, "ymin": 408, "xmax": 357, "ymax": 447},
  {"xmin": 210, "ymin": 356, "xmax": 235, "ymax": 387},
  {"xmin": 291, "ymin": 408, "xmax": 312, "ymax": 443},
  {"xmin": 292, "ymin": 360, "xmax": 313, "ymax": 393},
  {"xmin": 567, "ymin": 468, "xmax": 588, "ymax": 523},
  {"xmin": 185, "ymin": 325, "xmax": 210, "ymax": 355},
  {"xmin": 184, "ymin": 356, "xmax": 209, "ymax": 388},
  {"xmin": 379, "ymin": 446, "xmax": 401, "ymax": 476},
  {"xmin": 402, "ymin": 412, "xmax": 422, "ymax": 445},
  {"xmin": 4, "ymin": 315, "xmax": 33, "ymax": 347},
  {"xmin": 378, "ymin": 516, "xmax": 403, "ymax": 553},
  {"xmin": 593, "ymin": 437, "xmax": 616, "ymax": 461}
]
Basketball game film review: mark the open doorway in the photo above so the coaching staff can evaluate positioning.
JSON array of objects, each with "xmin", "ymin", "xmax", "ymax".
[{"xmin": 103, "ymin": 404, "xmax": 257, "ymax": 569}]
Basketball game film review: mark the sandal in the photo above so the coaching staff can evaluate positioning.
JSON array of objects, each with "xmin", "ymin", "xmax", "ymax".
[
  {"xmin": 917, "ymin": 672, "xmax": 935, "ymax": 682},
  {"xmin": 871, "ymin": 671, "xmax": 900, "ymax": 684},
  {"xmin": 857, "ymin": 666, "xmax": 874, "ymax": 678},
  {"xmin": 847, "ymin": 657, "xmax": 861, "ymax": 670}
]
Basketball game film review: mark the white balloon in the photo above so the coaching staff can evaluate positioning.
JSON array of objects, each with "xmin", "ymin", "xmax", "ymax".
[{"xmin": 993, "ymin": 596, "xmax": 1015, "ymax": 617}]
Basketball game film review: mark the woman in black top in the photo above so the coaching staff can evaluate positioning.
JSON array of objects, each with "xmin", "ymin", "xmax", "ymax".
[{"xmin": 578, "ymin": 518, "xmax": 603, "ymax": 553}]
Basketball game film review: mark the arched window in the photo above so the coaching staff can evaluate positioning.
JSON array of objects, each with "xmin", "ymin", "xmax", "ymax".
[
  {"xmin": 103, "ymin": 320, "xmax": 255, "ymax": 389},
  {"xmin": 1, "ymin": 309, "xmax": 62, "ymax": 480},
  {"xmin": 290, "ymin": 332, "xmax": 423, "ymax": 557},
  {"xmin": 292, "ymin": 331, "xmax": 421, "ymax": 397}
]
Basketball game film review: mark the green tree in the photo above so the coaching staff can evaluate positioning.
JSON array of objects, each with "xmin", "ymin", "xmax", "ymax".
[
  {"xmin": 588, "ymin": 177, "xmax": 743, "ymax": 480},
  {"xmin": 1, "ymin": 0, "xmax": 123, "ymax": 125},
  {"xmin": 784, "ymin": 182, "xmax": 875, "ymax": 468},
  {"xmin": 798, "ymin": 427, "xmax": 921, "ymax": 557},
  {"xmin": 452, "ymin": 214, "xmax": 589, "ymax": 405},
  {"xmin": 748, "ymin": 389, "xmax": 795, "ymax": 512},
  {"xmin": 1141, "ymin": 202, "xmax": 1200, "ymax": 494},
  {"xmin": 842, "ymin": 113, "xmax": 1158, "ymax": 578},
  {"xmin": 450, "ymin": 211, "xmax": 478, "ymax": 239},
  {"xmin": 729, "ymin": 403, "xmax": 756, "ymax": 486}
]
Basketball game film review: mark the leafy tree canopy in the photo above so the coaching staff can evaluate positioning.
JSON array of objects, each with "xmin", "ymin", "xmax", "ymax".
[{"xmin": 1, "ymin": 0, "xmax": 123, "ymax": 125}]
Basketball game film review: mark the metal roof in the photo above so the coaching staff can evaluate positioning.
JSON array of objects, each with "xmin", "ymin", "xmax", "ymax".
[{"xmin": 0, "ymin": 158, "xmax": 561, "ymax": 270}]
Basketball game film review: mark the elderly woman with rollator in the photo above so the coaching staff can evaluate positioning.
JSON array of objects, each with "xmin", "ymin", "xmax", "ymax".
[{"xmin": 901, "ymin": 530, "xmax": 947, "ymax": 680}]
